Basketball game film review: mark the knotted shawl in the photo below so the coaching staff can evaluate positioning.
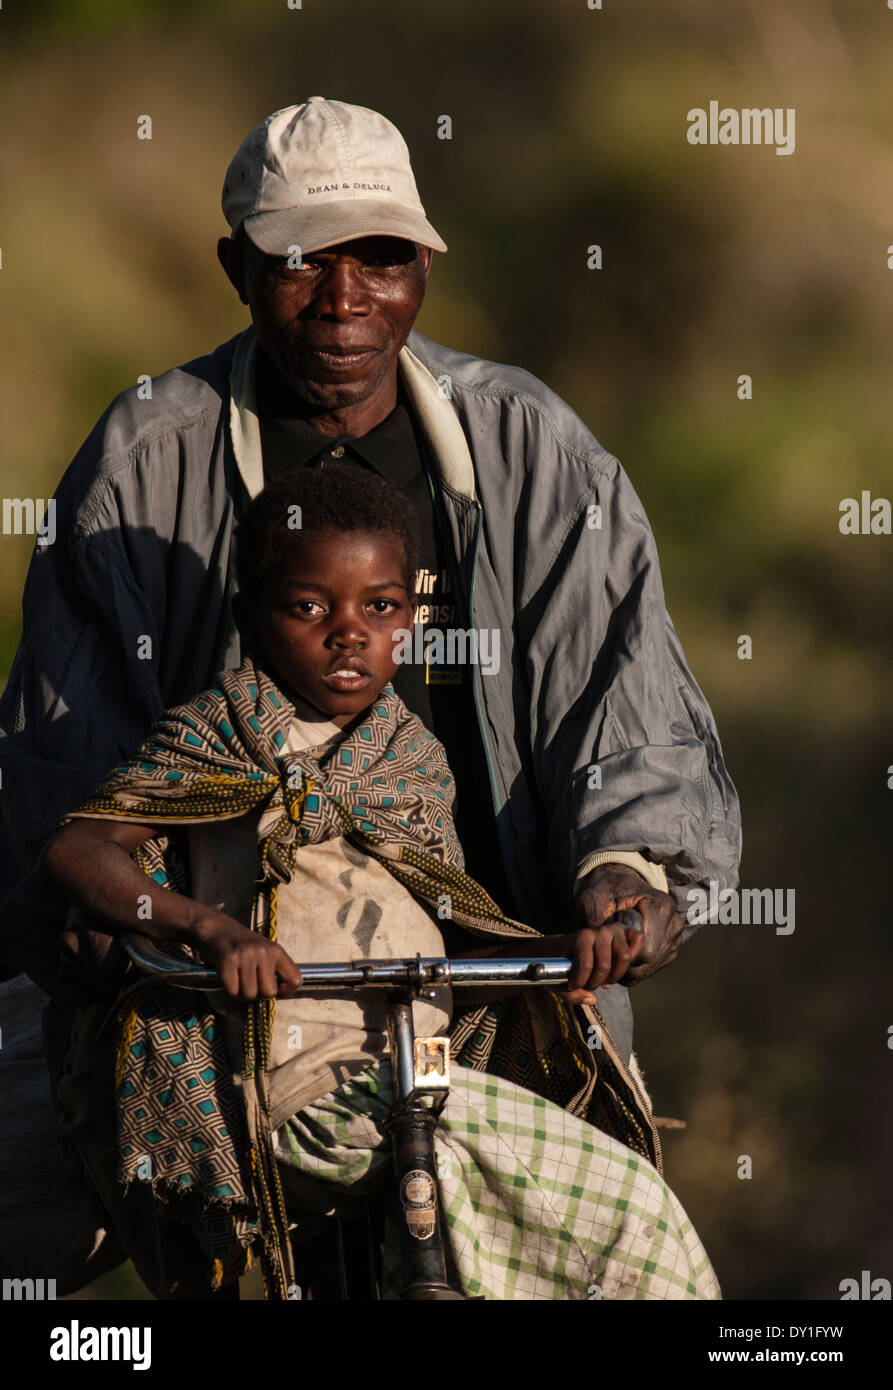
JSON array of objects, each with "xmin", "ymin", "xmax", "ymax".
[{"xmin": 66, "ymin": 656, "xmax": 658, "ymax": 1297}]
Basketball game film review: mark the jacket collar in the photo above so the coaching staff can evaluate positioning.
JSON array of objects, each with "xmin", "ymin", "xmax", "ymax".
[{"xmin": 228, "ymin": 326, "xmax": 477, "ymax": 502}]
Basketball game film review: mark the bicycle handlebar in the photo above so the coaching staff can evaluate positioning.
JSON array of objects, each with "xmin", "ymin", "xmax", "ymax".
[{"xmin": 121, "ymin": 909, "xmax": 643, "ymax": 994}]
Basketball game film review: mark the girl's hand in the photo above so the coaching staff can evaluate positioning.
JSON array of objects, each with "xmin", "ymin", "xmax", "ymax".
[
  {"xmin": 563, "ymin": 923, "xmax": 646, "ymax": 1006},
  {"xmin": 192, "ymin": 914, "xmax": 301, "ymax": 1001}
]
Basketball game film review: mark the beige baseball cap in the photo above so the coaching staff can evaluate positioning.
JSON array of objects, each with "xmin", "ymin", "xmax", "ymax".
[{"xmin": 222, "ymin": 98, "xmax": 447, "ymax": 256}]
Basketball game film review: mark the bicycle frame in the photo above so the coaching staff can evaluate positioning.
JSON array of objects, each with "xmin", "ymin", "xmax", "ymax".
[{"xmin": 121, "ymin": 916, "xmax": 642, "ymax": 1301}]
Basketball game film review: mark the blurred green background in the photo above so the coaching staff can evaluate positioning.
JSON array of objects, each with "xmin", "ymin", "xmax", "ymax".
[{"xmin": 2, "ymin": 0, "xmax": 891, "ymax": 1301}]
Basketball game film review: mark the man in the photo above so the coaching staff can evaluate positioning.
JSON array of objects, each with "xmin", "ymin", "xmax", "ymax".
[{"xmin": 0, "ymin": 98, "xmax": 741, "ymax": 1290}]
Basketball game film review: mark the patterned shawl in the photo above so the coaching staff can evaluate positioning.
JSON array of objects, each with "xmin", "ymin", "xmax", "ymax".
[{"xmin": 66, "ymin": 656, "xmax": 658, "ymax": 1297}]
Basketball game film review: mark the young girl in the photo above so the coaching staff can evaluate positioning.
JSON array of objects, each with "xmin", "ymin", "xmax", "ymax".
[{"xmin": 42, "ymin": 462, "xmax": 720, "ymax": 1302}]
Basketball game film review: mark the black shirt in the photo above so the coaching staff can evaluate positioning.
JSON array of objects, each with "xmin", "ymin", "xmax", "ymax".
[{"xmin": 256, "ymin": 358, "xmax": 512, "ymax": 912}]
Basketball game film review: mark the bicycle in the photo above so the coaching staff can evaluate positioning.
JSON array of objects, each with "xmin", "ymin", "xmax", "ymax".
[{"xmin": 121, "ymin": 908, "xmax": 643, "ymax": 1301}]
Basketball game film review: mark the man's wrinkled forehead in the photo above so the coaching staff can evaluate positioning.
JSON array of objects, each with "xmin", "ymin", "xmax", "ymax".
[{"xmin": 240, "ymin": 227, "xmax": 422, "ymax": 264}]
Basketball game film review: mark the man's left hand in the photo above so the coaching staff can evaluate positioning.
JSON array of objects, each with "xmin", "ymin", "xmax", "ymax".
[{"xmin": 573, "ymin": 863, "xmax": 684, "ymax": 989}]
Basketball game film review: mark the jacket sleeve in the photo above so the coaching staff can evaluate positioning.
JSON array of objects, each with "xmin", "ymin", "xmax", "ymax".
[
  {"xmin": 0, "ymin": 472, "xmax": 166, "ymax": 906},
  {"xmin": 522, "ymin": 451, "xmax": 741, "ymax": 931}
]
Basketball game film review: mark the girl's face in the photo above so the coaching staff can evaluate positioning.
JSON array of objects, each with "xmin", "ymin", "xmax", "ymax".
[{"xmin": 243, "ymin": 531, "xmax": 417, "ymax": 726}]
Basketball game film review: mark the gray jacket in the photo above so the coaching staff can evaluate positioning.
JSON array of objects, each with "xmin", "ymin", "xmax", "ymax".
[{"xmin": 0, "ymin": 326, "xmax": 741, "ymax": 1055}]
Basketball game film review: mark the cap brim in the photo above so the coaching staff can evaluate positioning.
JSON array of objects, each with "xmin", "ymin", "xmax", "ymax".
[{"xmin": 242, "ymin": 199, "xmax": 447, "ymax": 255}]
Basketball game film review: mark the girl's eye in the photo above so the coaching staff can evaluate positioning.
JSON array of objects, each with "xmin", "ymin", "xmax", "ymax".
[
  {"xmin": 369, "ymin": 598, "xmax": 398, "ymax": 614},
  {"xmin": 291, "ymin": 600, "xmax": 325, "ymax": 616}
]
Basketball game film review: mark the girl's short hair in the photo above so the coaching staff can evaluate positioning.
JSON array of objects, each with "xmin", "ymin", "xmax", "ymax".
[{"xmin": 235, "ymin": 461, "xmax": 420, "ymax": 608}]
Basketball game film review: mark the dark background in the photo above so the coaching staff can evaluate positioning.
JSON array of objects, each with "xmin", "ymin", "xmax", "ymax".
[{"xmin": 1, "ymin": 0, "xmax": 890, "ymax": 1300}]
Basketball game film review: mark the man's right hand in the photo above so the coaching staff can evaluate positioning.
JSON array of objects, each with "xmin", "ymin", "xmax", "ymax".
[{"xmin": 192, "ymin": 914, "xmax": 301, "ymax": 1001}]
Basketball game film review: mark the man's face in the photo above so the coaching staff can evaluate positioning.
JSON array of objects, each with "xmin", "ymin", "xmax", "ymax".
[
  {"xmin": 219, "ymin": 233, "xmax": 432, "ymax": 413},
  {"xmin": 245, "ymin": 531, "xmax": 416, "ymax": 725}
]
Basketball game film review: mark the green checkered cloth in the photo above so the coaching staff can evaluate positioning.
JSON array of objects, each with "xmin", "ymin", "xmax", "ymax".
[{"xmin": 274, "ymin": 1062, "xmax": 720, "ymax": 1301}]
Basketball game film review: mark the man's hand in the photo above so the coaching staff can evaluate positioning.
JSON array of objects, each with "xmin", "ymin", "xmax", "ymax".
[
  {"xmin": 570, "ymin": 863, "xmax": 684, "ymax": 1001},
  {"xmin": 192, "ymin": 913, "xmax": 302, "ymax": 1002}
]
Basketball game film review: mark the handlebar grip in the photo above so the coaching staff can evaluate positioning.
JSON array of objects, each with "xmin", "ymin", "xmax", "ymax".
[
  {"xmin": 613, "ymin": 908, "xmax": 644, "ymax": 933},
  {"xmin": 121, "ymin": 932, "xmax": 221, "ymax": 988}
]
